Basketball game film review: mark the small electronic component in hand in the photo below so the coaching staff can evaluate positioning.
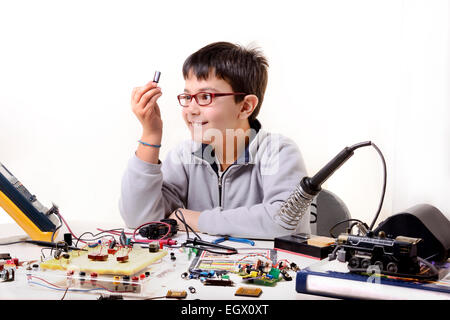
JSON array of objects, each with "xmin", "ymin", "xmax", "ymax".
[
  {"xmin": 235, "ymin": 287, "xmax": 262, "ymax": 297},
  {"xmin": 166, "ymin": 290, "xmax": 187, "ymax": 299},
  {"xmin": 153, "ymin": 71, "xmax": 161, "ymax": 83}
]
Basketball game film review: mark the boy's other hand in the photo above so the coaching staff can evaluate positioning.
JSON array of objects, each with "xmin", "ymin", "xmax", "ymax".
[
  {"xmin": 131, "ymin": 81, "xmax": 163, "ymax": 139},
  {"xmin": 169, "ymin": 208, "xmax": 201, "ymax": 232}
]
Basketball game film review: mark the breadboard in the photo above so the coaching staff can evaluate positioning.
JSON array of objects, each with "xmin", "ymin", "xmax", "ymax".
[{"xmin": 39, "ymin": 247, "xmax": 167, "ymax": 276}]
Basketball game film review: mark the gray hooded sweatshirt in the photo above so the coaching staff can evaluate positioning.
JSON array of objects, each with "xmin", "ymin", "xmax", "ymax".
[{"xmin": 119, "ymin": 121, "xmax": 310, "ymax": 239}]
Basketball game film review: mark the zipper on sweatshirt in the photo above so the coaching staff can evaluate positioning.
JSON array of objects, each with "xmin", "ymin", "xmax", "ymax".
[
  {"xmin": 216, "ymin": 164, "xmax": 235, "ymax": 209},
  {"xmin": 218, "ymin": 174, "xmax": 223, "ymax": 208}
]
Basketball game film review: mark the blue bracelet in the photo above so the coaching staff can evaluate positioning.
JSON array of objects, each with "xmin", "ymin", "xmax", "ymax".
[{"xmin": 138, "ymin": 140, "xmax": 161, "ymax": 148}]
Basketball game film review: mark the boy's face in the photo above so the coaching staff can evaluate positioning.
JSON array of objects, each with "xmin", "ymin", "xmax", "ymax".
[{"xmin": 182, "ymin": 72, "xmax": 248, "ymax": 146}]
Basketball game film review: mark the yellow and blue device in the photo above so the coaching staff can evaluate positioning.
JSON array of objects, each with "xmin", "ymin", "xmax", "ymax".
[{"xmin": 0, "ymin": 162, "xmax": 59, "ymax": 241}]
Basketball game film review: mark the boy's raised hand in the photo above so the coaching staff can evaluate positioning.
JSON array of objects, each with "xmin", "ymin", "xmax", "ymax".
[{"xmin": 131, "ymin": 81, "xmax": 163, "ymax": 139}]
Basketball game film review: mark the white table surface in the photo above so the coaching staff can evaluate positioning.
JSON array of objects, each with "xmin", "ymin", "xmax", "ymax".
[{"xmin": 0, "ymin": 221, "xmax": 333, "ymax": 301}]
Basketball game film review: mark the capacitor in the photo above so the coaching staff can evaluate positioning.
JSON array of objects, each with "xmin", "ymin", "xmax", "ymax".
[
  {"xmin": 119, "ymin": 231, "xmax": 128, "ymax": 246},
  {"xmin": 153, "ymin": 71, "xmax": 161, "ymax": 83},
  {"xmin": 148, "ymin": 242, "xmax": 159, "ymax": 253},
  {"xmin": 188, "ymin": 286, "xmax": 196, "ymax": 294},
  {"xmin": 281, "ymin": 270, "xmax": 292, "ymax": 281}
]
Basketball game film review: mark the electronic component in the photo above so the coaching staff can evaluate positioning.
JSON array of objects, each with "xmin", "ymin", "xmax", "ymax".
[
  {"xmin": 280, "ymin": 269, "xmax": 292, "ymax": 281},
  {"xmin": 274, "ymin": 234, "xmax": 335, "ymax": 259},
  {"xmin": 87, "ymin": 253, "xmax": 108, "ymax": 261},
  {"xmin": 148, "ymin": 242, "xmax": 159, "ymax": 252},
  {"xmin": 25, "ymin": 240, "xmax": 85, "ymax": 252},
  {"xmin": 63, "ymin": 233, "xmax": 73, "ymax": 246},
  {"xmin": 158, "ymin": 239, "xmax": 177, "ymax": 246},
  {"xmin": 138, "ymin": 219, "xmax": 178, "ymax": 240},
  {"xmin": 0, "ymin": 253, "xmax": 12, "ymax": 261},
  {"xmin": 374, "ymin": 203, "xmax": 450, "ymax": 262},
  {"xmin": 116, "ymin": 254, "xmax": 129, "ymax": 262},
  {"xmin": 0, "ymin": 162, "xmax": 60, "ymax": 241},
  {"xmin": 329, "ymin": 233, "xmax": 435, "ymax": 279},
  {"xmin": 0, "ymin": 267, "xmax": 15, "ymax": 282},
  {"xmin": 235, "ymin": 287, "xmax": 262, "ymax": 298},
  {"xmin": 202, "ymin": 279, "xmax": 234, "ymax": 286},
  {"xmin": 153, "ymin": 71, "xmax": 161, "ymax": 83},
  {"xmin": 237, "ymin": 260, "xmax": 282, "ymax": 286},
  {"xmin": 39, "ymin": 244, "xmax": 167, "ymax": 276},
  {"xmin": 188, "ymin": 286, "xmax": 196, "ymax": 293},
  {"xmin": 26, "ymin": 268, "xmax": 150, "ymax": 295},
  {"xmin": 119, "ymin": 231, "xmax": 128, "ymax": 246},
  {"xmin": 166, "ymin": 290, "xmax": 187, "ymax": 299}
]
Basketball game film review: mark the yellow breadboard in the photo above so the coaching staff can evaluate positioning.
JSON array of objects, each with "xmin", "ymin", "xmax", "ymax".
[{"xmin": 39, "ymin": 247, "xmax": 167, "ymax": 276}]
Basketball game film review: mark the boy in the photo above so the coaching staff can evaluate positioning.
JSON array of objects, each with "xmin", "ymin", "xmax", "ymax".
[{"xmin": 119, "ymin": 42, "xmax": 310, "ymax": 239}]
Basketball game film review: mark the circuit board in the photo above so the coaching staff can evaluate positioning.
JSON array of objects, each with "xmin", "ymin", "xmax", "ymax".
[{"xmin": 39, "ymin": 246, "xmax": 167, "ymax": 276}]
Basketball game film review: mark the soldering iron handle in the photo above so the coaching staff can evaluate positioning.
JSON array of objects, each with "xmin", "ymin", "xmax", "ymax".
[{"xmin": 304, "ymin": 141, "xmax": 372, "ymax": 196}]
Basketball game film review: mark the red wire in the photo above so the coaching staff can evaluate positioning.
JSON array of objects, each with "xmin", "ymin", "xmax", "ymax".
[
  {"xmin": 29, "ymin": 275, "xmax": 137, "ymax": 294},
  {"xmin": 60, "ymin": 209, "xmax": 170, "ymax": 246},
  {"xmin": 28, "ymin": 275, "xmax": 64, "ymax": 288}
]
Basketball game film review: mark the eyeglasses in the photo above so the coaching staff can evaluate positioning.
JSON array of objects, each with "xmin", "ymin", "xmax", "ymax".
[{"xmin": 177, "ymin": 92, "xmax": 247, "ymax": 107}]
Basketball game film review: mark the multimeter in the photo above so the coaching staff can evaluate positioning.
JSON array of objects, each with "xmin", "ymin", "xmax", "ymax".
[{"xmin": 0, "ymin": 162, "xmax": 59, "ymax": 241}]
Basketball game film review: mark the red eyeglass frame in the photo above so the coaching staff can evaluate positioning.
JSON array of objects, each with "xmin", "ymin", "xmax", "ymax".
[{"xmin": 177, "ymin": 92, "xmax": 247, "ymax": 107}]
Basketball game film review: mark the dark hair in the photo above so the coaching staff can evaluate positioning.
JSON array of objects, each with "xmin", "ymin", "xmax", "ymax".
[{"xmin": 182, "ymin": 42, "xmax": 268, "ymax": 121}]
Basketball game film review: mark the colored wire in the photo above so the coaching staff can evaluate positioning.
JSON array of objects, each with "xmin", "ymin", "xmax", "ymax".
[
  {"xmin": 61, "ymin": 287, "xmax": 69, "ymax": 300},
  {"xmin": 27, "ymin": 275, "xmax": 137, "ymax": 294},
  {"xmin": 96, "ymin": 228, "xmax": 133, "ymax": 236},
  {"xmin": 74, "ymin": 229, "xmax": 124, "ymax": 247},
  {"xmin": 236, "ymin": 253, "xmax": 271, "ymax": 263},
  {"xmin": 28, "ymin": 281, "xmax": 104, "ymax": 293}
]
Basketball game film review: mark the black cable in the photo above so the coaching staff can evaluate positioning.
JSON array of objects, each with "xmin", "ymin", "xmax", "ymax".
[
  {"xmin": 172, "ymin": 209, "xmax": 239, "ymax": 254},
  {"xmin": 0, "ymin": 240, "xmax": 28, "ymax": 246},
  {"xmin": 368, "ymin": 142, "xmax": 387, "ymax": 231},
  {"xmin": 174, "ymin": 209, "xmax": 202, "ymax": 241},
  {"xmin": 329, "ymin": 218, "xmax": 366, "ymax": 238},
  {"xmin": 310, "ymin": 203, "xmax": 317, "ymax": 223},
  {"xmin": 75, "ymin": 229, "xmax": 122, "ymax": 247},
  {"xmin": 182, "ymin": 244, "xmax": 237, "ymax": 255},
  {"xmin": 327, "ymin": 142, "xmax": 387, "ymax": 237}
]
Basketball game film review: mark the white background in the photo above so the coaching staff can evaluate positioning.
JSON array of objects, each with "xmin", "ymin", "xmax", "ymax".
[{"xmin": 1, "ymin": 0, "xmax": 449, "ymax": 230}]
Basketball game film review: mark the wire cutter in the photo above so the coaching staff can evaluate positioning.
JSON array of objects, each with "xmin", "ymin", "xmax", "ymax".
[{"xmin": 212, "ymin": 236, "xmax": 255, "ymax": 246}]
